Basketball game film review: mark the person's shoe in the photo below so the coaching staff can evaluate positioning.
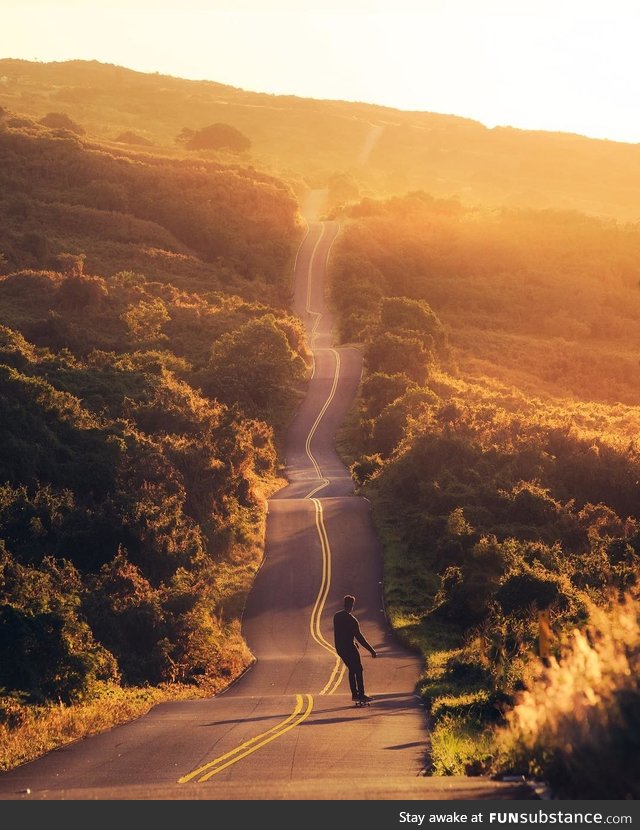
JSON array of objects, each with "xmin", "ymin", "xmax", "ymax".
[
  {"xmin": 359, "ymin": 695, "xmax": 373, "ymax": 703},
  {"xmin": 351, "ymin": 694, "xmax": 360, "ymax": 701}
]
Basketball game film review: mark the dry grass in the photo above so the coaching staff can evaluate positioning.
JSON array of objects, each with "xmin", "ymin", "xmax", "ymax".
[
  {"xmin": 0, "ymin": 669, "xmax": 251, "ymax": 774},
  {"xmin": 495, "ymin": 593, "xmax": 640, "ymax": 798}
]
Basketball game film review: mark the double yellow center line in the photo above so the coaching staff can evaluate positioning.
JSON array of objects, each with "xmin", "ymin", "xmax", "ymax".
[
  {"xmin": 310, "ymin": 497, "xmax": 346, "ymax": 695},
  {"xmin": 303, "ymin": 223, "xmax": 345, "ymax": 694},
  {"xmin": 179, "ymin": 222, "xmax": 344, "ymax": 786},
  {"xmin": 304, "ymin": 223, "xmax": 340, "ymax": 499},
  {"xmin": 178, "ymin": 694, "xmax": 314, "ymax": 783}
]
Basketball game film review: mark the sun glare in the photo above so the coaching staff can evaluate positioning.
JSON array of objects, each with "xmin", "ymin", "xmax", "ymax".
[{"xmin": 1, "ymin": 0, "xmax": 639, "ymax": 143}]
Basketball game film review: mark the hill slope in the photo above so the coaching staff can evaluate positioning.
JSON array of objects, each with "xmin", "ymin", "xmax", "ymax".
[
  {"xmin": 0, "ymin": 91, "xmax": 308, "ymax": 770},
  {"xmin": 1, "ymin": 58, "xmax": 640, "ymax": 219},
  {"xmin": 329, "ymin": 192, "xmax": 640, "ymax": 797}
]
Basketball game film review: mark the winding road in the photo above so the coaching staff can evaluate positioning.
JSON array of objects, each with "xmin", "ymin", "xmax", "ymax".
[{"xmin": 0, "ymin": 198, "xmax": 531, "ymax": 801}]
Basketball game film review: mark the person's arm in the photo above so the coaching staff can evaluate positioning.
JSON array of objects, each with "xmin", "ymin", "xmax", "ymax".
[{"xmin": 354, "ymin": 620, "xmax": 377, "ymax": 657}]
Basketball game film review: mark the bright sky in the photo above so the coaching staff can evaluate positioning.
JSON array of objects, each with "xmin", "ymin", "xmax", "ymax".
[{"xmin": 2, "ymin": 0, "xmax": 639, "ymax": 143}]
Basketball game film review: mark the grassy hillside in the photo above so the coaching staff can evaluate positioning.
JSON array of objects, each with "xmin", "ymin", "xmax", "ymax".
[
  {"xmin": 0, "ymin": 107, "xmax": 298, "ymax": 303},
  {"xmin": 330, "ymin": 194, "xmax": 640, "ymax": 798},
  {"xmin": 331, "ymin": 193, "xmax": 640, "ymax": 406},
  {"xmin": 2, "ymin": 59, "xmax": 640, "ymax": 220},
  {"xmin": 0, "ymin": 100, "xmax": 308, "ymax": 769}
]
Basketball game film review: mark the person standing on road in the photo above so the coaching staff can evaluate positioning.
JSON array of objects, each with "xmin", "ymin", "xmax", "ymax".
[{"xmin": 333, "ymin": 594, "xmax": 377, "ymax": 702}]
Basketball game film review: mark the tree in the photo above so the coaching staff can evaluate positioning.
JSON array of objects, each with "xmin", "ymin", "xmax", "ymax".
[
  {"xmin": 0, "ymin": 546, "xmax": 119, "ymax": 702},
  {"xmin": 122, "ymin": 299, "xmax": 170, "ymax": 343},
  {"xmin": 361, "ymin": 372, "xmax": 415, "ymax": 419},
  {"xmin": 204, "ymin": 315, "xmax": 305, "ymax": 421},
  {"xmin": 58, "ymin": 272, "xmax": 107, "ymax": 311},
  {"xmin": 56, "ymin": 252, "xmax": 86, "ymax": 277},
  {"xmin": 380, "ymin": 296, "xmax": 447, "ymax": 354},
  {"xmin": 370, "ymin": 388, "xmax": 438, "ymax": 457},
  {"xmin": 39, "ymin": 112, "xmax": 85, "ymax": 136},
  {"xmin": 365, "ymin": 332, "xmax": 430, "ymax": 383},
  {"xmin": 177, "ymin": 123, "xmax": 251, "ymax": 153}
]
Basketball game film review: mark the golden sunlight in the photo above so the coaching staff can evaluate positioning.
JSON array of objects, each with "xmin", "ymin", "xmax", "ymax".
[{"xmin": 1, "ymin": 0, "xmax": 639, "ymax": 142}]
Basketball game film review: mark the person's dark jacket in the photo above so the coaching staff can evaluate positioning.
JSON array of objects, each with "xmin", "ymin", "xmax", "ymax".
[{"xmin": 333, "ymin": 609, "xmax": 375, "ymax": 657}]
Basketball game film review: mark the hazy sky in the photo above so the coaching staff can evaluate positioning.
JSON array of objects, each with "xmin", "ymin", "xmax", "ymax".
[{"xmin": 2, "ymin": 0, "xmax": 639, "ymax": 143}]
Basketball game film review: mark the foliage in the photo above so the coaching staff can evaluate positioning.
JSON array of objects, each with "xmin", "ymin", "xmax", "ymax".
[
  {"xmin": 0, "ymin": 543, "xmax": 118, "ymax": 702},
  {"xmin": 202, "ymin": 314, "xmax": 306, "ymax": 423},
  {"xmin": 0, "ymin": 111, "xmax": 299, "ymax": 303},
  {"xmin": 177, "ymin": 123, "xmax": 251, "ymax": 153},
  {"xmin": 39, "ymin": 112, "xmax": 85, "ymax": 136},
  {"xmin": 0, "ymin": 101, "xmax": 306, "ymax": 736},
  {"xmin": 3, "ymin": 59, "xmax": 640, "ymax": 220},
  {"xmin": 115, "ymin": 131, "xmax": 153, "ymax": 147},
  {"xmin": 331, "ymin": 194, "xmax": 640, "ymax": 405},
  {"xmin": 0, "ymin": 282, "xmax": 292, "ymax": 714},
  {"xmin": 331, "ymin": 192, "xmax": 640, "ymax": 785},
  {"xmin": 496, "ymin": 594, "xmax": 640, "ymax": 799}
]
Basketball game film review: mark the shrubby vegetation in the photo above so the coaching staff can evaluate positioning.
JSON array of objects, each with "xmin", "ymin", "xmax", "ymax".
[
  {"xmin": 115, "ymin": 131, "xmax": 154, "ymax": 147},
  {"xmin": 0, "ymin": 111, "xmax": 298, "ymax": 303},
  {"xmin": 331, "ymin": 193, "xmax": 640, "ymax": 796},
  {"xmin": 39, "ymin": 111, "xmax": 85, "ymax": 136},
  {"xmin": 0, "ymin": 108, "xmax": 308, "ymax": 765},
  {"xmin": 331, "ymin": 193, "xmax": 640, "ymax": 404},
  {"xmin": 0, "ymin": 262, "xmax": 307, "ymax": 697},
  {"xmin": 176, "ymin": 123, "xmax": 251, "ymax": 153},
  {"xmin": 497, "ymin": 595, "xmax": 640, "ymax": 799},
  {"xmin": 3, "ymin": 59, "xmax": 639, "ymax": 788}
]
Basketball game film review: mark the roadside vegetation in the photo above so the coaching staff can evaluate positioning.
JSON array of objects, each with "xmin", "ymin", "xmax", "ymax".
[
  {"xmin": 330, "ymin": 192, "xmax": 640, "ymax": 798},
  {"xmin": 0, "ymin": 108, "xmax": 307, "ymax": 769}
]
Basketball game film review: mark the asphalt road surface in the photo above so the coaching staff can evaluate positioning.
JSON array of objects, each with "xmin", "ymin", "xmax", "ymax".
[{"xmin": 0, "ymin": 206, "xmax": 533, "ymax": 801}]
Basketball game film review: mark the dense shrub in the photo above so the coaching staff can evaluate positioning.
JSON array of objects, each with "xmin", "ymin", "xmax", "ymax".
[
  {"xmin": 39, "ymin": 112, "xmax": 85, "ymax": 135},
  {"xmin": 177, "ymin": 123, "xmax": 251, "ymax": 153}
]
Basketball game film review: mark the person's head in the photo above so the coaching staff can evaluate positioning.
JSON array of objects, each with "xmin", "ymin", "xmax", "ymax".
[{"xmin": 344, "ymin": 595, "xmax": 355, "ymax": 612}]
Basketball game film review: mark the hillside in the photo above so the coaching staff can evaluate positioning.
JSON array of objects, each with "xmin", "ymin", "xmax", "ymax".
[
  {"xmin": 2, "ymin": 58, "xmax": 639, "ymax": 795},
  {"xmin": 2, "ymin": 59, "xmax": 640, "ymax": 220},
  {"xmin": 0, "ymin": 107, "xmax": 298, "ymax": 303},
  {"xmin": 0, "ymin": 95, "xmax": 308, "ymax": 768},
  {"xmin": 331, "ymin": 194, "xmax": 640, "ymax": 406},
  {"xmin": 329, "ymin": 193, "xmax": 640, "ymax": 797}
]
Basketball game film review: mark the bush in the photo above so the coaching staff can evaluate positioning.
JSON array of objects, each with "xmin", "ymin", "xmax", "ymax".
[
  {"xmin": 39, "ymin": 112, "xmax": 85, "ymax": 136},
  {"xmin": 361, "ymin": 372, "xmax": 415, "ymax": 419},
  {"xmin": 495, "ymin": 571, "xmax": 560, "ymax": 616},
  {"xmin": 115, "ymin": 131, "xmax": 153, "ymax": 147},
  {"xmin": 203, "ymin": 314, "xmax": 305, "ymax": 423},
  {"xmin": 496, "ymin": 594, "xmax": 640, "ymax": 798},
  {"xmin": 0, "ymin": 547, "xmax": 118, "ymax": 702},
  {"xmin": 83, "ymin": 551, "xmax": 168, "ymax": 685},
  {"xmin": 365, "ymin": 332, "xmax": 431, "ymax": 383},
  {"xmin": 177, "ymin": 123, "xmax": 251, "ymax": 153}
]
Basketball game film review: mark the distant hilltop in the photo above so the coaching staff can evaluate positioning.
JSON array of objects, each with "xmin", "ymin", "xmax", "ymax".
[{"xmin": 1, "ymin": 57, "xmax": 639, "ymax": 220}]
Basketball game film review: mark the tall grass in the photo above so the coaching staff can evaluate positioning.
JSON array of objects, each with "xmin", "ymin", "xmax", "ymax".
[{"xmin": 496, "ymin": 594, "xmax": 640, "ymax": 798}]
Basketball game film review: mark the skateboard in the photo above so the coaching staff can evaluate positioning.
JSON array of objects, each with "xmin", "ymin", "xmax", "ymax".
[{"xmin": 354, "ymin": 698, "xmax": 372, "ymax": 707}]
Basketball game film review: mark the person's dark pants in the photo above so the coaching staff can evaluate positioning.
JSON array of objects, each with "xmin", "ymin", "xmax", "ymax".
[{"xmin": 338, "ymin": 648, "xmax": 365, "ymax": 698}]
